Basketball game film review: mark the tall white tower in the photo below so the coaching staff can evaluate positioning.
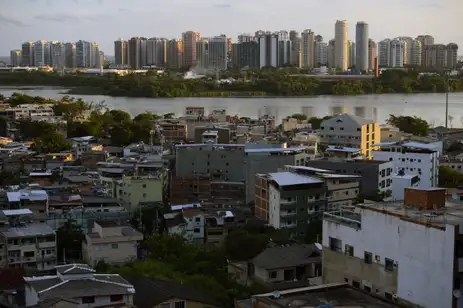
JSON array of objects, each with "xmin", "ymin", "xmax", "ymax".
[{"xmin": 334, "ymin": 20, "xmax": 348, "ymax": 71}]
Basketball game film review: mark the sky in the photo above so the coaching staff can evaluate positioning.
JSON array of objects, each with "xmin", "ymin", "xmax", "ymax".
[{"xmin": 0, "ymin": 0, "xmax": 462, "ymax": 56}]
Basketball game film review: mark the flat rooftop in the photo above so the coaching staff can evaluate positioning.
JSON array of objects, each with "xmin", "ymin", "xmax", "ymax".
[
  {"xmin": 1, "ymin": 223, "xmax": 55, "ymax": 238},
  {"xmin": 254, "ymin": 283, "xmax": 398, "ymax": 308},
  {"xmin": 269, "ymin": 172, "xmax": 323, "ymax": 186}
]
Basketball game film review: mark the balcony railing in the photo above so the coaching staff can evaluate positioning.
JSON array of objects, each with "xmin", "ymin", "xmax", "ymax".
[{"xmin": 324, "ymin": 210, "xmax": 362, "ymax": 230}]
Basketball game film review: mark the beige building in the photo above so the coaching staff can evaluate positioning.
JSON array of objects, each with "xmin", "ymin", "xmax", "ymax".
[
  {"xmin": 301, "ymin": 29, "xmax": 315, "ymax": 69},
  {"xmin": 82, "ymin": 221, "xmax": 142, "ymax": 266},
  {"xmin": 116, "ymin": 174, "xmax": 165, "ymax": 210},
  {"xmin": 166, "ymin": 39, "xmax": 184, "ymax": 69},
  {"xmin": 320, "ymin": 113, "xmax": 380, "ymax": 159},
  {"xmin": 334, "ymin": 20, "xmax": 348, "ymax": 71}
]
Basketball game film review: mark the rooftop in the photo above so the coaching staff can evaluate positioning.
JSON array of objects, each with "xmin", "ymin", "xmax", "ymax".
[
  {"xmin": 269, "ymin": 172, "xmax": 323, "ymax": 186},
  {"xmin": 326, "ymin": 145, "xmax": 361, "ymax": 153},
  {"xmin": 55, "ymin": 263, "xmax": 94, "ymax": 275},
  {"xmin": 253, "ymin": 283, "xmax": 399, "ymax": 308},
  {"xmin": 284, "ymin": 165, "xmax": 331, "ymax": 173},
  {"xmin": 323, "ymin": 113, "xmax": 375, "ymax": 126},
  {"xmin": 252, "ymin": 244, "xmax": 321, "ymax": 270},
  {"xmin": 1, "ymin": 223, "xmax": 55, "ymax": 238},
  {"xmin": 7, "ymin": 190, "xmax": 48, "ymax": 202},
  {"xmin": 245, "ymin": 146, "xmax": 309, "ymax": 154}
]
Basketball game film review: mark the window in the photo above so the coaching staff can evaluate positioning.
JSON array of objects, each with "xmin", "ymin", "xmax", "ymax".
[
  {"xmin": 268, "ymin": 271, "xmax": 277, "ymax": 279},
  {"xmin": 352, "ymin": 280, "xmax": 360, "ymax": 288},
  {"xmin": 110, "ymin": 294, "xmax": 123, "ymax": 302},
  {"xmin": 82, "ymin": 296, "xmax": 95, "ymax": 304},
  {"xmin": 174, "ymin": 301, "xmax": 186, "ymax": 308},
  {"xmin": 193, "ymin": 228, "xmax": 200, "ymax": 233},
  {"xmin": 195, "ymin": 217, "xmax": 201, "ymax": 222},
  {"xmin": 111, "ymin": 243, "xmax": 119, "ymax": 249},
  {"xmin": 364, "ymin": 251, "xmax": 372, "ymax": 264},
  {"xmin": 344, "ymin": 244, "xmax": 354, "ymax": 257},
  {"xmin": 142, "ymin": 184, "xmax": 147, "ymax": 188},
  {"xmin": 329, "ymin": 237, "xmax": 342, "ymax": 252},
  {"xmin": 385, "ymin": 258, "xmax": 395, "ymax": 272}
]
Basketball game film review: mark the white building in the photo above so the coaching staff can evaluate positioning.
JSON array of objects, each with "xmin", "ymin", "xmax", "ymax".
[
  {"xmin": 315, "ymin": 40, "xmax": 328, "ymax": 66},
  {"xmin": 164, "ymin": 208, "xmax": 205, "ymax": 243},
  {"xmin": 372, "ymin": 141, "xmax": 440, "ymax": 188},
  {"xmin": 334, "ymin": 20, "xmax": 348, "ymax": 71},
  {"xmin": 378, "ymin": 39, "xmax": 391, "ymax": 67},
  {"xmin": 257, "ymin": 31, "xmax": 278, "ymax": 68},
  {"xmin": 33, "ymin": 40, "xmax": 51, "ymax": 66},
  {"xmin": 24, "ymin": 263, "xmax": 135, "ymax": 307},
  {"xmin": 390, "ymin": 39, "xmax": 405, "ymax": 67},
  {"xmin": 322, "ymin": 187, "xmax": 461, "ymax": 308},
  {"xmin": 301, "ymin": 29, "xmax": 315, "ymax": 68}
]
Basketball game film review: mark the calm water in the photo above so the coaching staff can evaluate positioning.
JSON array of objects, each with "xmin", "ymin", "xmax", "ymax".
[{"xmin": 0, "ymin": 86, "xmax": 461, "ymax": 126}]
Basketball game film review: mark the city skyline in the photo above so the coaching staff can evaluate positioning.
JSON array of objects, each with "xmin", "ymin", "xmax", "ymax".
[{"xmin": 1, "ymin": 0, "xmax": 462, "ymax": 56}]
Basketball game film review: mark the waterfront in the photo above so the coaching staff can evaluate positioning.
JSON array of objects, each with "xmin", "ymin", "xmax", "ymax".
[{"xmin": 0, "ymin": 86, "xmax": 461, "ymax": 125}]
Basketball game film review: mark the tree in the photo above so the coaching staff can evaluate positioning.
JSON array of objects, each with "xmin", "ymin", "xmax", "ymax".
[
  {"xmin": 439, "ymin": 166, "xmax": 463, "ymax": 188},
  {"xmin": 33, "ymin": 132, "xmax": 72, "ymax": 153},
  {"xmin": 224, "ymin": 228, "xmax": 269, "ymax": 261},
  {"xmin": 56, "ymin": 219, "xmax": 84, "ymax": 262},
  {"xmin": 308, "ymin": 116, "xmax": 331, "ymax": 130},
  {"xmin": 290, "ymin": 113, "xmax": 307, "ymax": 121},
  {"xmin": 163, "ymin": 113, "xmax": 175, "ymax": 119},
  {"xmin": 386, "ymin": 115, "xmax": 429, "ymax": 136}
]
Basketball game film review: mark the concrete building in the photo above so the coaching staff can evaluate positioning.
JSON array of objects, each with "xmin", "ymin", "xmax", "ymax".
[
  {"xmin": 347, "ymin": 40, "xmax": 356, "ymax": 69},
  {"xmin": 327, "ymin": 39, "xmax": 335, "ymax": 68},
  {"xmin": 378, "ymin": 39, "xmax": 391, "ymax": 67},
  {"xmin": 82, "ymin": 220, "xmax": 142, "ymax": 266},
  {"xmin": 114, "ymin": 38, "xmax": 127, "ymax": 65},
  {"xmin": 21, "ymin": 42, "xmax": 34, "ymax": 67},
  {"xmin": 334, "ymin": 20, "xmax": 348, "ymax": 71},
  {"xmin": 368, "ymin": 39, "xmax": 377, "ymax": 70},
  {"xmin": 446, "ymin": 43, "xmax": 459, "ymax": 69},
  {"xmin": 410, "ymin": 39, "xmax": 422, "ymax": 66},
  {"xmin": 182, "ymin": 31, "xmax": 200, "ymax": 68},
  {"xmin": 146, "ymin": 38, "xmax": 167, "ymax": 67},
  {"xmin": 24, "ymin": 263, "xmax": 135, "ymax": 307},
  {"xmin": 89, "ymin": 42, "xmax": 101, "ymax": 68},
  {"xmin": 76, "ymin": 40, "xmax": 91, "ymax": 68},
  {"xmin": 301, "ymin": 29, "xmax": 315, "ymax": 69},
  {"xmin": 320, "ymin": 114, "xmax": 380, "ymax": 159},
  {"xmin": 390, "ymin": 39, "xmax": 404, "ymax": 67},
  {"xmin": 128, "ymin": 37, "xmax": 147, "ymax": 69},
  {"xmin": 164, "ymin": 208, "xmax": 205, "ymax": 243},
  {"xmin": 290, "ymin": 30, "xmax": 302, "ymax": 67},
  {"xmin": 306, "ymin": 159, "xmax": 393, "ymax": 196},
  {"xmin": 196, "ymin": 36, "xmax": 228, "ymax": 71},
  {"xmin": 256, "ymin": 31, "xmax": 279, "ymax": 68},
  {"xmin": 166, "ymin": 39, "xmax": 183, "ymax": 69},
  {"xmin": 10, "ymin": 50, "xmax": 21, "ymax": 67},
  {"xmin": 315, "ymin": 36, "xmax": 328, "ymax": 67},
  {"xmin": 64, "ymin": 42, "xmax": 76, "ymax": 68},
  {"xmin": 33, "ymin": 40, "xmax": 51, "ymax": 67},
  {"xmin": 51, "ymin": 42, "xmax": 65, "ymax": 69},
  {"xmin": 322, "ymin": 187, "xmax": 461, "ymax": 308},
  {"xmin": 0, "ymin": 209, "xmax": 56, "ymax": 271},
  {"xmin": 372, "ymin": 141, "xmax": 440, "ymax": 188},
  {"xmin": 6, "ymin": 190, "xmax": 49, "ymax": 221},
  {"xmin": 194, "ymin": 125, "xmax": 231, "ymax": 144},
  {"xmin": 416, "ymin": 34, "xmax": 435, "ymax": 46},
  {"xmin": 355, "ymin": 21, "xmax": 369, "ymax": 71},
  {"xmin": 231, "ymin": 39, "xmax": 259, "ymax": 69},
  {"xmin": 278, "ymin": 31, "xmax": 292, "ymax": 67},
  {"xmin": 116, "ymin": 173, "xmax": 165, "ymax": 210}
]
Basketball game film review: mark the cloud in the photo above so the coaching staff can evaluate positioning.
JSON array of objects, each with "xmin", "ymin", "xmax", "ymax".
[
  {"xmin": 0, "ymin": 13, "xmax": 28, "ymax": 27},
  {"xmin": 214, "ymin": 3, "xmax": 231, "ymax": 8}
]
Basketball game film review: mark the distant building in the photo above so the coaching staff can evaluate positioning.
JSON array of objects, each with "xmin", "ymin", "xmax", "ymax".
[
  {"xmin": 182, "ymin": 31, "xmax": 200, "ymax": 68},
  {"xmin": 10, "ymin": 50, "xmax": 21, "ymax": 67},
  {"xmin": 21, "ymin": 42, "xmax": 34, "ymax": 66}
]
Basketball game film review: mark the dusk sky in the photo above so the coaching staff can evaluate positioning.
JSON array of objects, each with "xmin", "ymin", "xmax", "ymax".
[{"xmin": 0, "ymin": 0, "xmax": 461, "ymax": 56}]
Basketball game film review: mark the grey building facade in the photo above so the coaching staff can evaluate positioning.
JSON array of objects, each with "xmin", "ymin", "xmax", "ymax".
[
  {"xmin": 194, "ymin": 126, "xmax": 231, "ymax": 144},
  {"xmin": 355, "ymin": 21, "xmax": 369, "ymax": 71},
  {"xmin": 305, "ymin": 159, "xmax": 393, "ymax": 196}
]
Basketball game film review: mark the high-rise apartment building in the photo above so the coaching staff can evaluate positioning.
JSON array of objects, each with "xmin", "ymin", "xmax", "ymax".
[
  {"xmin": 278, "ymin": 31, "xmax": 291, "ymax": 67},
  {"xmin": 196, "ymin": 36, "xmax": 228, "ymax": 71},
  {"xmin": 147, "ymin": 38, "xmax": 167, "ymax": 67},
  {"xmin": 355, "ymin": 21, "xmax": 369, "ymax": 71},
  {"xmin": 89, "ymin": 42, "xmax": 101, "ymax": 68},
  {"xmin": 256, "ymin": 31, "xmax": 279, "ymax": 68},
  {"xmin": 347, "ymin": 40, "xmax": 356, "ymax": 68},
  {"xmin": 368, "ymin": 39, "xmax": 377, "ymax": 70},
  {"xmin": 315, "ymin": 35, "xmax": 328, "ymax": 67},
  {"xmin": 334, "ymin": 20, "xmax": 348, "ymax": 71},
  {"xmin": 396, "ymin": 36, "xmax": 414, "ymax": 65},
  {"xmin": 33, "ymin": 40, "xmax": 52, "ymax": 66},
  {"xmin": 378, "ymin": 39, "xmax": 391, "ymax": 67},
  {"xmin": 390, "ymin": 39, "xmax": 405, "ymax": 67},
  {"xmin": 416, "ymin": 35, "xmax": 435, "ymax": 46},
  {"xmin": 423, "ymin": 43, "xmax": 459, "ymax": 69},
  {"xmin": 231, "ymin": 39, "xmax": 259, "ymax": 69},
  {"xmin": 327, "ymin": 39, "xmax": 335, "ymax": 68},
  {"xmin": 76, "ymin": 40, "xmax": 91, "ymax": 68},
  {"xmin": 10, "ymin": 50, "xmax": 21, "ymax": 67},
  {"xmin": 114, "ymin": 39, "xmax": 127, "ymax": 65},
  {"xmin": 21, "ymin": 42, "xmax": 34, "ymax": 66},
  {"xmin": 182, "ymin": 31, "xmax": 200, "ymax": 68},
  {"xmin": 64, "ymin": 43, "xmax": 76, "ymax": 68},
  {"xmin": 446, "ymin": 43, "xmax": 459, "ymax": 69},
  {"xmin": 51, "ymin": 42, "xmax": 65, "ymax": 69},
  {"xmin": 128, "ymin": 37, "xmax": 147, "ymax": 69},
  {"xmin": 166, "ymin": 39, "xmax": 183, "ymax": 70},
  {"xmin": 289, "ymin": 31, "xmax": 302, "ymax": 68},
  {"xmin": 196, "ymin": 39, "xmax": 209, "ymax": 70},
  {"xmin": 301, "ymin": 29, "xmax": 315, "ymax": 69},
  {"xmin": 410, "ymin": 39, "xmax": 422, "ymax": 66}
]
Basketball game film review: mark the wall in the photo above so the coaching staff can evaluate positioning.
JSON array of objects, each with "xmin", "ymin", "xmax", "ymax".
[
  {"xmin": 322, "ymin": 209, "xmax": 455, "ymax": 308},
  {"xmin": 155, "ymin": 298, "xmax": 216, "ymax": 308},
  {"xmin": 84, "ymin": 239, "xmax": 138, "ymax": 266}
]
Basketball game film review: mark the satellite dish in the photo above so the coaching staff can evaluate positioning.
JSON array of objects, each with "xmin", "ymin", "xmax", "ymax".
[
  {"xmin": 272, "ymin": 291, "xmax": 281, "ymax": 299},
  {"xmin": 453, "ymin": 289, "xmax": 461, "ymax": 298},
  {"xmin": 315, "ymin": 243, "xmax": 323, "ymax": 250}
]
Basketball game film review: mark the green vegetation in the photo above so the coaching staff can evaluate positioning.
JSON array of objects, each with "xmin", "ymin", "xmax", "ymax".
[
  {"xmin": 0, "ymin": 69, "xmax": 461, "ymax": 98},
  {"xmin": 56, "ymin": 219, "xmax": 85, "ymax": 262},
  {"xmin": 386, "ymin": 114, "xmax": 430, "ymax": 136},
  {"xmin": 439, "ymin": 166, "xmax": 463, "ymax": 188}
]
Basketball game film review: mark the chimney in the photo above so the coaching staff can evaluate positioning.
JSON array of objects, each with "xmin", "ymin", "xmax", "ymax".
[{"xmin": 404, "ymin": 188, "xmax": 446, "ymax": 210}]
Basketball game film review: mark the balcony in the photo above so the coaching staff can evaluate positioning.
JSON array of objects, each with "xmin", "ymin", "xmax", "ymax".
[
  {"xmin": 38, "ymin": 241, "xmax": 56, "ymax": 249},
  {"xmin": 280, "ymin": 199, "xmax": 297, "ymax": 206},
  {"xmin": 323, "ymin": 210, "xmax": 362, "ymax": 230},
  {"xmin": 280, "ymin": 211, "xmax": 297, "ymax": 217}
]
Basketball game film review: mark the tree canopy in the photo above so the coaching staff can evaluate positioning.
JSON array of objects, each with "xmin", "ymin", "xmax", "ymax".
[
  {"xmin": 56, "ymin": 219, "xmax": 85, "ymax": 262},
  {"xmin": 386, "ymin": 115, "xmax": 430, "ymax": 136}
]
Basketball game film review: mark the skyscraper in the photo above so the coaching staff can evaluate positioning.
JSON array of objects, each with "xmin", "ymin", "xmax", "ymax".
[
  {"xmin": 90, "ymin": 42, "xmax": 101, "ymax": 68},
  {"xmin": 446, "ymin": 43, "xmax": 459, "ymax": 69},
  {"xmin": 51, "ymin": 42, "xmax": 65, "ymax": 69},
  {"xmin": 334, "ymin": 20, "xmax": 348, "ymax": 71},
  {"xmin": 10, "ymin": 50, "xmax": 21, "ymax": 67},
  {"xmin": 410, "ymin": 39, "xmax": 422, "ymax": 66},
  {"xmin": 327, "ymin": 39, "xmax": 335, "ymax": 68},
  {"xmin": 76, "ymin": 40, "xmax": 91, "ymax": 68},
  {"xmin": 378, "ymin": 39, "xmax": 391, "ymax": 67},
  {"xmin": 347, "ymin": 40, "xmax": 356, "ymax": 68},
  {"xmin": 208, "ymin": 36, "xmax": 228, "ymax": 71},
  {"xmin": 114, "ymin": 39, "xmax": 127, "ymax": 65},
  {"xmin": 256, "ymin": 31, "xmax": 279, "ymax": 68},
  {"xmin": 397, "ymin": 36, "xmax": 414, "ymax": 65},
  {"xmin": 147, "ymin": 38, "xmax": 167, "ymax": 67},
  {"xmin": 301, "ymin": 29, "xmax": 315, "ymax": 69},
  {"xmin": 34, "ymin": 40, "xmax": 52, "ymax": 67},
  {"xmin": 355, "ymin": 21, "xmax": 369, "ymax": 71},
  {"xmin": 278, "ymin": 31, "xmax": 291, "ymax": 67},
  {"xmin": 416, "ymin": 35, "xmax": 435, "ymax": 46},
  {"xmin": 182, "ymin": 31, "xmax": 200, "ymax": 68},
  {"xmin": 21, "ymin": 42, "xmax": 34, "ymax": 66},
  {"xmin": 128, "ymin": 37, "xmax": 147, "ymax": 69},
  {"xmin": 390, "ymin": 39, "xmax": 404, "ymax": 67},
  {"xmin": 289, "ymin": 31, "xmax": 301, "ymax": 68},
  {"xmin": 64, "ymin": 43, "xmax": 76, "ymax": 68},
  {"xmin": 368, "ymin": 39, "xmax": 377, "ymax": 70},
  {"xmin": 315, "ymin": 35, "xmax": 328, "ymax": 67},
  {"xmin": 166, "ymin": 39, "xmax": 184, "ymax": 69}
]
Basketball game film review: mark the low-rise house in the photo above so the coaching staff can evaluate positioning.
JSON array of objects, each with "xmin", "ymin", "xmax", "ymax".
[
  {"xmin": 125, "ymin": 276, "xmax": 219, "ymax": 308},
  {"xmin": 82, "ymin": 220, "xmax": 142, "ymax": 266},
  {"xmin": 164, "ymin": 208, "xmax": 205, "ymax": 243},
  {"xmin": 24, "ymin": 264, "xmax": 135, "ymax": 307},
  {"xmin": 6, "ymin": 190, "xmax": 49, "ymax": 221},
  {"xmin": 251, "ymin": 243, "xmax": 322, "ymax": 287}
]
